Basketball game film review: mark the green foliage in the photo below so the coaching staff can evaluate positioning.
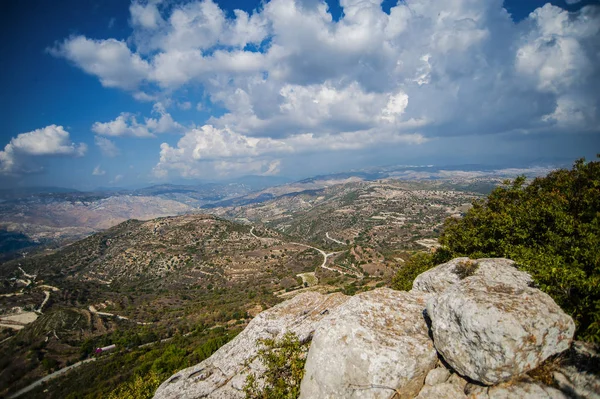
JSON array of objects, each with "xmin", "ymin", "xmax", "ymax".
[
  {"xmin": 439, "ymin": 157, "xmax": 600, "ymax": 342},
  {"xmin": 391, "ymin": 252, "xmax": 435, "ymax": 291},
  {"xmin": 107, "ymin": 371, "xmax": 162, "ymax": 399},
  {"xmin": 244, "ymin": 332, "xmax": 309, "ymax": 399}
]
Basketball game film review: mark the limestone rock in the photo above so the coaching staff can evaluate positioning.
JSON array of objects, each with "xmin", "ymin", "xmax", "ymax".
[
  {"xmin": 416, "ymin": 382, "xmax": 468, "ymax": 399},
  {"xmin": 465, "ymin": 378, "xmax": 568, "ymax": 399},
  {"xmin": 448, "ymin": 372, "xmax": 469, "ymax": 391},
  {"xmin": 153, "ymin": 291, "xmax": 349, "ymax": 399},
  {"xmin": 553, "ymin": 341, "xmax": 600, "ymax": 399},
  {"xmin": 299, "ymin": 288, "xmax": 437, "ymax": 399},
  {"xmin": 412, "ymin": 258, "xmax": 533, "ymax": 294},
  {"xmin": 425, "ymin": 367, "xmax": 451, "ymax": 386},
  {"xmin": 427, "ymin": 277, "xmax": 575, "ymax": 385}
]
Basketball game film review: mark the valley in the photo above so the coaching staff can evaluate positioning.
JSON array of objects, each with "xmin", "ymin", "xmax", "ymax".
[{"xmin": 0, "ymin": 166, "xmax": 556, "ymax": 397}]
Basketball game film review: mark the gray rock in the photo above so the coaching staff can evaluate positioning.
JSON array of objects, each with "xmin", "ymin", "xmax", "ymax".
[
  {"xmin": 412, "ymin": 258, "xmax": 533, "ymax": 294},
  {"xmin": 427, "ymin": 277, "xmax": 575, "ymax": 385},
  {"xmin": 416, "ymin": 382, "xmax": 468, "ymax": 398},
  {"xmin": 448, "ymin": 372, "xmax": 469, "ymax": 391},
  {"xmin": 425, "ymin": 367, "xmax": 451, "ymax": 386},
  {"xmin": 466, "ymin": 378, "xmax": 568, "ymax": 398},
  {"xmin": 153, "ymin": 291, "xmax": 349, "ymax": 399},
  {"xmin": 299, "ymin": 288, "xmax": 438, "ymax": 399},
  {"xmin": 553, "ymin": 341, "xmax": 600, "ymax": 399}
]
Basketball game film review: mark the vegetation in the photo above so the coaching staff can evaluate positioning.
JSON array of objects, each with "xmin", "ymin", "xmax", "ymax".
[
  {"xmin": 454, "ymin": 259, "xmax": 479, "ymax": 279},
  {"xmin": 26, "ymin": 327, "xmax": 240, "ymax": 399},
  {"xmin": 438, "ymin": 157, "xmax": 600, "ymax": 342},
  {"xmin": 391, "ymin": 251, "xmax": 449, "ymax": 291},
  {"xmin": 244, "ymin": 332, "xmax": 309, "ymax": 399}
]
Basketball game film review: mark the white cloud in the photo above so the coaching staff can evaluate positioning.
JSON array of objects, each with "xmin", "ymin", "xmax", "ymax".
[
  {"xmin": 110, "ymin": 174, "xmax": 124, "ymax": 184},
  {"xmin": 94, "ymin": 136, "xmax": 120, "ymax": 157},
  {"xmin": 153, "ymin": 123, "xmax": 425, "ymax": 178},
  {"xmin": 178, "ymin": 101, "xmax": 192, "ymax": 110},
  {"xmin": 93, "ymin": 165, "xmax": 106, "ymax": 175},
  {"xmin": 0, "ymin": 125, "xmax": 87, "ymax": 174},
  {"xmin": 92, "ymin": 102, "xmax": 183, "ymax": 137},
  {"xmin": 49, "ymin": 35, "xmax": 151, "ymax": 90},
  {"xmin": 52, "ymin": 0, "xmax": 600, "ymax": 178}
]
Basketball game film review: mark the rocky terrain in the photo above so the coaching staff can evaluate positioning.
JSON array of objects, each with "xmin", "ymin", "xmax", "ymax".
[{"xmin": 155, "ymin": 258, "xmax": 599, "ymax": 399}]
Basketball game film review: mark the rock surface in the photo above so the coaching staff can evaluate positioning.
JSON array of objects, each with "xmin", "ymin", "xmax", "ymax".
[
  {"xmin": 416, "ymin": 382, "xmax": 468, "ymax": 399},
  {"xmin": 427, "ymin": 276, "xmax": 575, "ymax": 385},
  {"xmin": 153, "ymin": 291, "xmax": 349, "ymax": 399},
  {"xmin": 424, "ymin": 367, "xmax": 451, "ymax": 386},
  {"xmin": 412, "ymin": 258, "xmax": 533, "ymax": 294},
  {"xmin": 299, "ymin": 288, "xmax": 438, "ymax": 399},
  {"xmin": 155, "ymin": 257, "xmax": 586, "ymax": 399},
  {"xmin": 465, "ymin": 377, "xmax": 568, "ymax": 399},
  {"xmin": 553, "ymin": 341, "xmax": 600, "ymax": 399}
]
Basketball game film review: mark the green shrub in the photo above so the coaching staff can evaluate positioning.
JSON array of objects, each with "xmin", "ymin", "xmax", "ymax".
[
  {"xmin": 439, "ymin": 157, "xmax": 600, "ymax": 342},
  {"xmin": 392, "ymin": 252, "xmax": 439, "ymax": 291},
  {"xmin": 107, "ymin": 371, "xmax": 161, "ymax": 399},
  {"xmin": 244, "ymin": 332, "xmax": 309, "ymax": 399}
]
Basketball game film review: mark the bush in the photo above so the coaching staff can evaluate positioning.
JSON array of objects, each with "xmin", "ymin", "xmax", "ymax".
[
  {"xmin": 244, "ymin": 332, "xmax": 309, "ymax": 399},
  {"xmin": 107, "ymin": 371, "xmax": 161, "ymax": 399},
  {"xmin": 391, "ymin": 250, "xmax": 450, "ymax": 291},
  {"xmin": 439, "ymin": 157, "xmax": 600, "ymax": 342}
]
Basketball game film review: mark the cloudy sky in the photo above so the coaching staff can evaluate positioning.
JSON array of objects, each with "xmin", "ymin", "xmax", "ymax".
[{"xmin": 1, "ymin": 0, "xmax": 599, "ymax": 189}]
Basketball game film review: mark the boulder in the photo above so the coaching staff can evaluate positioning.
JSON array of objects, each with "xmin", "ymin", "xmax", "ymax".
[
  {"xmin": 299, "ymin": 288, "xmax": 438, "ymax": 399},
  {"xmin": 553, "ymin": 341, "xmax": 600, "ymax": 399},
  {"xmin": 416, "ymin": 382, "xmax": 468, "ymax": 399},
  {"xmin": 424, "ymin": 367, "xmax": 451, "ymax": 386},
  {"xmin": 412, "ymin": 258, "xmax": 533, "ymax": 294},
  {"xmin": 427, "ymin": 277, "xmax": 575, "ymax": 385},
  {"xmin": 465, "ymin": 377, "xmax": 568, "ymax": 399},
  {"xmin": 153, "ymin": 291, "xmax": 349, "ymax": 399}
]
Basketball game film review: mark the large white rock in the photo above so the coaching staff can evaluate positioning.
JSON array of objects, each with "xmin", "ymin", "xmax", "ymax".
[
  {"xmin": 427, "ymin": 277, "xmax": 575, "ymax": 385},
  {"xmin": 412, "ymin": 258, "xmax": 533, "ymax": 294},
  {"xmin": 299, "ymin": 288, "xmax": 438, "ymax": 399},
  {"xmin": 153, "ymin": 291, "xmax": 349, "ymax": 399}
]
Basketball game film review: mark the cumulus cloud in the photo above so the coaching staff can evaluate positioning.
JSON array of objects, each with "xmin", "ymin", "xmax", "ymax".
[
  {"xmin": 53, "ymin": 0, "xmax": 600, "ymax": 178},
  {"xmin": 48, "ymin": 35, "xmax": 151, "ymax": 90},
  {"xmin": 0, "ymin": 125, "xmax": 87, "ymax": 174},
  {"xmin": 153, "ymin": 123, "xmax": 425, "ymax": 178},
  {"xmin": 94, "ymin": 136, "xmax": 120, "ymax": 157},
  {"xmin": 92, "ymin": 102, "xmax": 183, "ymax": 137},
  {"xmin": 93, "ymin": 165, "xmax": 106, "ymax": 175}
]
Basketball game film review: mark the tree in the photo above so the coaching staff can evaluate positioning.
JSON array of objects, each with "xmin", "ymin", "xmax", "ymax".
[{"xmin": 438, "ymin": 157, "xmax": 600, "ymax": 342}]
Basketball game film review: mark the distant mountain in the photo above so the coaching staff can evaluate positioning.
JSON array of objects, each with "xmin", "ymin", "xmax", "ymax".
[{"xmin": 0, "ymin": 186, "xmax": 79, "ymax": 200}]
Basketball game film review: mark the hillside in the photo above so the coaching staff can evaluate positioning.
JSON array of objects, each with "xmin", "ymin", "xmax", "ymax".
[
  {"xmin": 0, "ymin": 213, "xmax": 384, "ymax": 397},
  {"xmin": 209, "ymin": 179, "xmax": 479, "ymax": 254}
]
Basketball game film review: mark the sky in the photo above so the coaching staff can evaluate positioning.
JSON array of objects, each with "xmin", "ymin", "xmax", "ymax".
[{"xmin": 1, "ymin": 0, "xmax": 599, "ymax": 190}]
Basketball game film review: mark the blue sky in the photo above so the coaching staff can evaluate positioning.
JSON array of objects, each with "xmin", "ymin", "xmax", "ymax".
[{"xmin": 1, "ymin": 0, "xmax": 599, "ymax": 189}]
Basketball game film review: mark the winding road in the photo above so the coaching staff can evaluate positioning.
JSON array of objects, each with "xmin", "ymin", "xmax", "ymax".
[
  {"xmin": 250, "ymin": 226, "xmax": 360, "ymax": 277},
  {"xmin": 325, "ymin": 232, "xmax": 345, "ymax": 245}
]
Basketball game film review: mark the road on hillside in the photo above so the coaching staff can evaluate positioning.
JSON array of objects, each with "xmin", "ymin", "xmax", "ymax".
[
  {"xmin": 249, "ymin": 226, "xmax": 361, "ymax": 277},
  {"xmin": 8, "ymin": 358, "xmax": 97, "ymax": 399},
  {"xmin": 325, "ymin": 232, "xmax": 345, "ymax": 245}
]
